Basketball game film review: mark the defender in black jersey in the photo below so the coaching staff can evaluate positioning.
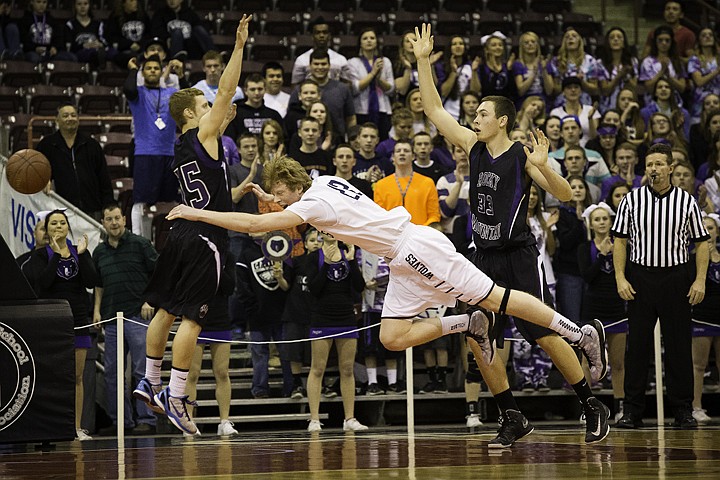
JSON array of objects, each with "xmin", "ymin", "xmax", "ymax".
[
  {"xmin": 415, "ymin": 23, "xmax": 611, "ymax": 447},
  {"xmin": 133, "ymin": 15, "xmax": 252, "ymax": 436}
]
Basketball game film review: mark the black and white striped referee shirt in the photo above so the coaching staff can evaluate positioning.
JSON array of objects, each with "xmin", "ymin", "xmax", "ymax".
[{"xmin": 611, "ymin": 185, "xmax": 710, "ymax": 267}]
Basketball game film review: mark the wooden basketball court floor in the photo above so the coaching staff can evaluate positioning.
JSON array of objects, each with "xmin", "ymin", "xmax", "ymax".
[{"xmin": 2, "ymin": 422, "xmax": 720, "ymax": 479}]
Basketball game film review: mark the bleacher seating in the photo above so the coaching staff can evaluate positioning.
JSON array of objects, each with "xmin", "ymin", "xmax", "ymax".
[
  {"xmin": 45, "ymin": 61, "xmax": 92, "ymax": 87},
  {"xmin": 27, "ymin": 85, "xmax": 73, "ymax": 115},
  {"xmin": 0, "ymin": 86, "xmax": 24, "ymax": 115},
  {"xmin": 0, "ymin": 61, "xmax": 43, "ymax": 87},
  {"xmin": 94, "ymin": 132, "xmax": 133, "ymax": 158},
  {"xmin": 75, "ymin": 85, "xmax": 121, "ymax": 114}
]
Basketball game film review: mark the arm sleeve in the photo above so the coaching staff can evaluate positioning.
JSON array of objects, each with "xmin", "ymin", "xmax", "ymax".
[
  {"xmin": 307, "ymin": 262, "xmax": 329, "ymax": 296},
  {"xmin": 577, "ymin": 242, "xmax": 602, "ymax": 283},
  {"xmin": 123, "ymin": 68, "xmax": 139, "ymax": 101},
  {"xmin": 349, "ymin": 259, "xmax": 366, "ymax": 292},
  {"xmin": 78, "ymin": 250, "xmax": 99, "ymax": 288}
]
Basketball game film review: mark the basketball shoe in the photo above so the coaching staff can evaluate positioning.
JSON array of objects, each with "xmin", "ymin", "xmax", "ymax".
[
  {"xmin": 133, "ymin": 378, "xmax": 164, "ymax": 414},
  {"xmin": 583, "ymin": 397, "xmax": 611, "ymax": 443},
  {"xmin": 154, "ymin": 387, "xmax": 198, "ymax": 435},
  {"xmin": 466, "ymin": 310, "xmax": 494, "ymax": 364},
  {"xmin": 488, "ymin": 410, "xmax": 534, "ymax": 448},
  {"xmin": 578, "ymin": 320, "xmax": 608, "ymax": 382}
]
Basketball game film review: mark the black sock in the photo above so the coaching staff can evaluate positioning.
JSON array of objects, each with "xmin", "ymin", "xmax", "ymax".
[
  {"xmin": 494, "ymin": 388, "xmax": 519, "ymax": 413},
  {"xmin": 437, "ymin": 367, "xmax": 447, "ymax": 382},
  {"xmin": 293, "ymin": 374, "xmax": 303, "ymax": 387},
  {"xmin": 466, "ymin": 401, "xmax": 478, "ymax": 416},
  {"xmin": 427, "ymin": 366, "xmax": 437, "ymax": 383},
  {"xmin": 572, "ymin": 378, "xmax": 593, "ymax": 404}
]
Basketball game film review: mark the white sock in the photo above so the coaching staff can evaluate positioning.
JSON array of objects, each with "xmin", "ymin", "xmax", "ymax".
[
  {"xmin": 387, "ymin": 368, "xmax": 397, "ymax": 385},
  {"xmin": 366, "ymin": 367, "xmax": 378, "ymax": 384},
  {"xmin": 169, "ymin": 367, "xmax": 189, "ymax": 397},
  {"xmin": 145, "ymin": 356, "xmax": 163, "ymax": 385},
  {"xmin": 549, "ymin": 312, "xmax": 583, "ymax": 343},
  {"xmin": 440, "ymin": 314, "xmax": 470, "ymax": 335},
  {"xmin": 131, "ymin": 203, "xmax": 145, "ymax": 236}
]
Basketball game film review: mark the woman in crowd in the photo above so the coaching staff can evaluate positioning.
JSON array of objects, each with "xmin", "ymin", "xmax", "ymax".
[
  {"xmin": 691, "ymin": 213, "xmax": 720, "ymax": 425},
  {"xmin": 617, "ymin": 87, "xmax": 646, "ymax": 146},
  {"xmin": 604, "ymin": 180, "xmax": 630, "ymax": 212},
  {"xmin": 639, "ymin": 78, "xmax": 691, "ymax": 140},
  {"xmin": 348, "ymin": 27, "xmax": 395, "ymax": 138},
  {"xmin": 698, "ymin": 127, "xmax": 720, "ymax": 182},
  {"xmin": 22, "ymin": 210, "xmax": 98, "ymax": 441},
  {"xmin": 598, "ymin": 27, "xmax": 638, "ymax": 114},
  {"xmin": 65, "ymin": 0, "xmax": 110, "ymax": 68},
  {"xmin": 554, "ymin": 175, "xmax": 592, "ymax": 324},
  {"xmin": 436, "ymin": 35, "xmax": 480, "ymax": 121},
  {"xmin": 688, "ymin": 28, "xmax": 720, "ymax": 125},
  {"xmin": 406, "ymin": 88, "xmax": 437, "ymax": 137},
  {"xmin": 516, "ymin": 95, "xmax": 547, "ymax": 133},
  {"xmin": 578, "ymin": 203, "xmax": 628, "ymax": 417},
  {"xmin": 394, "ymin": 30, "xmax": 439, "ymax": 104},
  {"xmin": 457, "ymin": 91, "xmax": 480, "ymax": 129},
  {"xmin": 585, "ymin": 123, "xmax": 621, "ymax": 174},
  {"xmin": 639, "ymin": 25, "xmax": 687, "ymax": 103},
  {"xmin": 258, "ymin": 119, "xmax": 285, "ymax": 165},
  {"xmin": 549, "ymin": 27, "xmax": 601, "ymax": 107},
  {"xmin": 543, "ymin": 115, "xmax": 563, "ymax": 153},
  {"xmin": 477, "ymin": 31, "xmax": 517, "ymax": 100},
  {"xmin": 281, "ymin": 227, "xmax": 322, "ymax": 400},
  {"xmin": 512, "ymin": 30, "xmax": 554, "ymax": 108},
  {"xmin": 644, "ymin": 112, "xmax": 687, "ymax": 154},
  {"xmin": 305, "ymin": 235, "xmax": 368, "ymax": 432},
  {"xmin": 106, "ymin": 0, "xmax": 149, "ymax": 69},
  {"xmin": 691, "ymin": 106, "xmax": 720, "ymax": 172}
]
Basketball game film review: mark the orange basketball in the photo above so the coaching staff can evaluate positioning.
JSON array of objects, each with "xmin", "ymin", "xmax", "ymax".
[{"xmin": 5, "ymin": 149, "xmax": 52, "ymax": 195}]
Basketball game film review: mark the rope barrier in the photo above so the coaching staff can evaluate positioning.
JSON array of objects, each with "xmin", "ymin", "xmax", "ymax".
[{"xmin": 76, "ymin": 314, "xmax": 629, "ymax": 344}]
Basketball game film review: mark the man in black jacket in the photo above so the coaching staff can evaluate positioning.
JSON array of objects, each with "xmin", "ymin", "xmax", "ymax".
[{"xmin": 36, "ymin": 104, "xmax": 114, "ymax": 220}]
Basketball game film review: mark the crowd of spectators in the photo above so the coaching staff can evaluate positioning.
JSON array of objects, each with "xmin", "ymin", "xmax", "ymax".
[{"xmin": 9, "ymin": 0, "xmax": 720, "ymax": 434}]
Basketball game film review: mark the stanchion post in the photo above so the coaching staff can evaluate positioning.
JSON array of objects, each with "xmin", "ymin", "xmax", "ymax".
[
  {"xmin": 405, "ymin": 346, "xmax": 414, "ymax": 436},
  {"xmin": 654, "ymin": 320, "xmax": 665, "ymax": 427},
  {"xmin": 117, "ymin": 311, "xmax": 125, "ymax": 445}
]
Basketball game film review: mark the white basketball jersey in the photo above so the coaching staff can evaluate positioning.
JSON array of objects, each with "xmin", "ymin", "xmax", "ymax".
[{"xmin": 286, "ymin": 176, "xmax": 411, "ymax": 258}]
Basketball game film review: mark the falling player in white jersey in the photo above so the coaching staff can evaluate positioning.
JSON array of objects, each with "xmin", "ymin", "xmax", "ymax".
[{"xmin": 166, "ymin": 155, "xmax": 607, "ymax": 395}]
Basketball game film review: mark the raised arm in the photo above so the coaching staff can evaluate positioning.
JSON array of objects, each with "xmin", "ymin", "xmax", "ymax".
[
  {"xmin": 198, "ymin": 15, "xmax": 250, "ymax": 143},
  {"xmin": 524, "ymin": 130, "xmax": 572, "ymax": 202},
  {"xmin": 412, "ymin": 24, "xmax": 476, "ymax": 153},
  {"xmin": 167, "ymin": 203, "xmax": 304, "ymax": 233}
]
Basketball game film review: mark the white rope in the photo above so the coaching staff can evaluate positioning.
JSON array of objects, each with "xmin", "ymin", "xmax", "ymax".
[
  {"xmin": 76, "ymin": 315, "xmax": 631, "ymax": 344},
  {"xmin": 76, "ymin": 314, "xmax": 381, "ymax": 344}
]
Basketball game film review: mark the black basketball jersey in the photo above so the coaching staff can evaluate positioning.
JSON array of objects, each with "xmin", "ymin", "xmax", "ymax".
[
  {"xmin": 172, "ymin": 127, "xmax": 232, "ymax": 238},
  {"xmin": 469, "ymin": 141, "xmax": 535, "ymax": 250}
]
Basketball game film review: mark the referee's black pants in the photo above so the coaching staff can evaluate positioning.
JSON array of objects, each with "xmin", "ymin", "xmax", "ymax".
[{"xmin": 624, "ymin": 262, "xmax": 694, "ymax": 417}]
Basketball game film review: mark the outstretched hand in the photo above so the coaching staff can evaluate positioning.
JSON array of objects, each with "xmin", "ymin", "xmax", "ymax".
[
  {"xmin": 235, "ymin": 14, "xmax": 251, "ymax": 49},
  {"xmin": 411, "ymin": 23, "xmax": 434, "ymax": 60},
  {"xmin": 167, "ymin": 204, "xmax": 198, "ymax": 221},
  {"xmin": 523, "ymin": 129, "xmax": 550, "ymax": 168},
  {"xmin": 245, "ymin": 182, "xmax": 275, "ymax": 202}
]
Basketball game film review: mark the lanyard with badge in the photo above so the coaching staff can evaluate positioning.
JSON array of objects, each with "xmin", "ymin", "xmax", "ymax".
[
  {"xmin": 394, "ymin": 172, "xmax": 414, "ymax": 206},
  {"xmin": 154, "ymin": 89, "xmax": 166, "ymax": 130}
]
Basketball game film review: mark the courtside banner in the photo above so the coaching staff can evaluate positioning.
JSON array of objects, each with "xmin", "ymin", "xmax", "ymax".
[
  {"xmin": 0, "ymin": 160, "xmax": 102, "ymax": 259},
  {"xmin": 0, "ymin": 300, "xmax": 75, "ymax": 443}
]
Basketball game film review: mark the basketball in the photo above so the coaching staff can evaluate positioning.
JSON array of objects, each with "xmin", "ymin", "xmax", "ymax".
[{"xmin": 5, "ymin": 149, "xmax": 52, "ymax": 195}]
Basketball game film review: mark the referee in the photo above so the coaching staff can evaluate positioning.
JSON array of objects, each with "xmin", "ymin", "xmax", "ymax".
[{"xmin": 611, "ymin": 143, "xmax": 710, "ymax": 429}]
